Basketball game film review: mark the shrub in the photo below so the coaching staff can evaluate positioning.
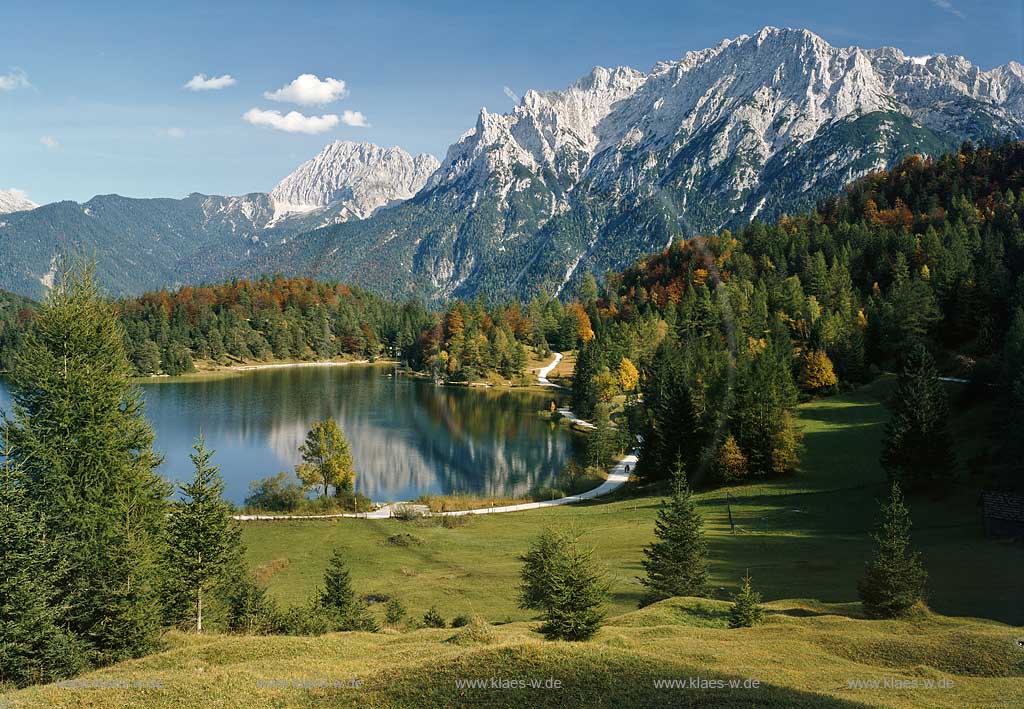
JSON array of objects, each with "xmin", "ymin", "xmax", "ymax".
[
  {"xmin": 244, "ymin": 472, "xmax": 306, "ymax": 512},
  {"xmin": 385, "ymin": 533, "xmax": 423, "ymax": 547},
  {"xmin": 225, "ymin": 574, "xmax": 280, "ymax": 635},
  {"xmin": 422, "ymin": 606, "xmax": 446, "ymax": 628},
  {"xmin": 446, "ymin": 616, "xmax": 496, "ymax": 646},
  {"xmin": 450, "ymin": 614, "xmax": 472, "ymax": 628}
]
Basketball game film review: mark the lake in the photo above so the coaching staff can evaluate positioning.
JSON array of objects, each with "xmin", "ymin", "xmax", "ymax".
[{"xmin": 0, "ymin": 364, "xmax": 580, "ymax": 504}]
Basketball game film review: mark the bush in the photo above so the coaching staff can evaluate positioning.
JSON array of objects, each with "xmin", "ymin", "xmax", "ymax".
[
  {"xmin": 386, "ymin": 533, "xmax": 423, "ymax": 547},
  {"xmin": 225, "ymin": 574, "xmax": 280, "ymax": 635},
  {"xmin": 244, "ymin": 472, "xmax": 306, "ymax": 512},
  {"xmin": 422, "ymin": 606, "xmax": 447, "ymax": 628},
  {"xmin": 276, "ymin": 604, "xmax": 335, "ymax": 636},
  {"xmin": 450, "ymin": 614, "xmax": 472, "ymax": 628},
  {"xmin": 446, "ymin": 616, "xmax": 496, "ymax": 646}
]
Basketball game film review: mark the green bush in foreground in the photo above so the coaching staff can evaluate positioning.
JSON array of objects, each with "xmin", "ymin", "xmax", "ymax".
[{"xmin": 422, "ymin": 606, "xmax": 446, "ymax": 628}]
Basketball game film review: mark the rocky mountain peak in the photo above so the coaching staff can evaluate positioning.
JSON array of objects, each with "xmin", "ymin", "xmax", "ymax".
[{"xmin": 0, "ymin": 189, "xmax": 38, "ymax": 215}]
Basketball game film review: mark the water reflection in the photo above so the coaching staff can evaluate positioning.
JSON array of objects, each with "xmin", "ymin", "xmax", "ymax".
[{"xmin": 0, "ymin": 366, "xmax": 579, "ymax": 503}]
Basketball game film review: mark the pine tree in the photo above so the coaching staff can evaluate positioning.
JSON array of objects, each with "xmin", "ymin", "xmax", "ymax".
[
  {"xmin": 5, "ymin": 259, "xmax": 168, "ymax": 664},
  {"xmin": 225, "ymin": 573, "xmax": 278, "ymax": 635},
  {"xmin": 880, "ymin": 345, "xmax": 956, "ymax": 490},
  {"xmin": 728, "ymin": 576, "xmax": 765, "ymax": 628},
  {"xmin": 858, "ymin": 482, "xmax": 928, "ymax": 618},
  {"xmin": 518, "ymin": 528, "xmax": 607, "ymax": 641},
  {"xmin": 318, "ymin": 548, "xmax": 378, "ymax": 631},
  {"xmin": 162, "ymin": 437, "xmax": 242, "ymax": 633},
  {"xmin": 639, "ymin": 462, "xmax": 708, "ymax": 606},
  {"xmin": 0, "ymin": 437, "xmax": 87, "ymax": 687}
]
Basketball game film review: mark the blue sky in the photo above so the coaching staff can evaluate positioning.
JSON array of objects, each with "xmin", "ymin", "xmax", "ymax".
[{"xmin": 1, "ymin": 0, "xmax": 1021, "ymax": 205}]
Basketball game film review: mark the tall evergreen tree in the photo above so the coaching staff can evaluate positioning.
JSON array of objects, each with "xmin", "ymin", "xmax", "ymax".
[
  {"xmin": 880, "ymin": 345, "xmax": 956, "ymax": 490},
  {"xmin": 0, "ymin": 436, "xmax": 87, "ymax": 687},
  {"xmin": 162, "ymin": 437, "xmax": 242, "ymax": 633},
  {"xmin": 858, "ymin": 482, "xmax": 928, "ymax": 618},
  {"xmin": 5, "ymin": 259, "xmax": 168, "ymax": 664},
  {"xmin": 639, "ymin": 462, "xmax": 708, "ymax": 606}
]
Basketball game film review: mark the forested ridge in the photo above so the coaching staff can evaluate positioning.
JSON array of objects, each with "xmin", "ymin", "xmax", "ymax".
[{"xmin": 572, "ymin": 142, "xmax": 1024, "ymax": 492}]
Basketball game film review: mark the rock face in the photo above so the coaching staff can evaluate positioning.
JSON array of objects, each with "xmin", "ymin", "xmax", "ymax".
[
  {"xmin": 254, "ymin": 27, "xmax": 1023, "ymax": 301},
  {"xmin": 269, "ymin": 141, "xmax": 439, "ymax": 223},
  {"xmin": 0, "ymin": 189, "xmax": 37, "ymax": 214}
]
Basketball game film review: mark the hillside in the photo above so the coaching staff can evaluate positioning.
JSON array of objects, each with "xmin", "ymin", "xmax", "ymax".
[{"xmin": 0, "ymin": 142, "xmax": 438, "ymax": 300}]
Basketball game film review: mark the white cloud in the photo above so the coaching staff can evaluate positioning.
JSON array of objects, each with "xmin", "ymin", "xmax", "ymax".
[
  {"xmin": 264, "ymin": 74, "xmax": 348, "ymax": 106},
  {"xmin": 160, "ymin": 127, "xmax": 186, "ymax": 139},
  {"xmin": 0, "ymin": 68, "xmax": 30, "ymax": 91},
  {"xmin": 184, "ymin": 73, "xmax": 236, "ymax": 91},
  {"xmin": 930, "ymin": 0, "xmax": 965, "ymax": 19},
  {"xmin": 39, "ymin": 136, "xmax": 60, "ymax": 150},
  {"xmin": 503, "ymin": 86, "xmax": 520, "ymax": 104},
  {"xmin": 242, "ymin": 108, "xmax": 339, "ymax": 134},
  {"xmin": 341, "ymin": 110, "xmax": 369, "ymax": 127}
]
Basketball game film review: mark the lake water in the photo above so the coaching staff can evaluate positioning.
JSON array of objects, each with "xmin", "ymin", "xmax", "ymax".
[{"xmin": 0, "ymin": 364, "xmax": 579, "ymax": 504}]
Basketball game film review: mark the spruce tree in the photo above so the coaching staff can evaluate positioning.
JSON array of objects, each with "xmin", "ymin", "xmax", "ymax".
[
  {"xmin": 880, "ymin": 345, "xmax": 956, "ymax": 490},
  {"xmin": 0, "ymin": 437, "xmax": 87, "ymax": 687},
  {"xmin": 858, "ymin": 482, "xmax": 928, "ymax": 618},
  {"xmin": 728, "ymin": 576, "xmax": 765, "ymax": 628},
  {"xmin": 519, "ymin": 528, "xmax": 607, "ymax": 641},
  {"xmin": 318, "ymin": 548, "xmax": 377, "ymax": 631},
  {"xmin": 639, "ymin": 462, "xmax": 708, "ymax": 606},
  {"xmin": 162, "ymin": 437, "xmax": 242, "ymax": 633},
  {"xmin": 5, "ymin": 259, "xmax": 168, "ymax": 664}
]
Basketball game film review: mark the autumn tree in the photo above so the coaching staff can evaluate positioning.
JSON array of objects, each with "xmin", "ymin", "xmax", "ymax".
[
  {"xmin": 799, "ymin": 350, "xmax": 838, "ymax": 392},
  {"xmin": 297, "ymin": 418, "xmax": 355, "ymax": 497}
]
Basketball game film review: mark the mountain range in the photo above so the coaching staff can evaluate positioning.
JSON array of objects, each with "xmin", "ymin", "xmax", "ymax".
[{"xmin": 2, "ymin": 27, "xmax": 1022, "ymax": 301}]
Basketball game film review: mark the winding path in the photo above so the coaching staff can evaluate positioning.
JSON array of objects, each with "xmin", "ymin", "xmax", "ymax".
[{"xmin": 234, "ymin": 352, "xmax": 632, "ymax": 521}]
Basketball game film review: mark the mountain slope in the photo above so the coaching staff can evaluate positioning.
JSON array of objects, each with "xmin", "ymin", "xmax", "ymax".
[
  {"xmin": 0, "ymin": 143, "xmax": 437, "ymax": 299},
  {"xmin": 252, "ymin": 27, "xmax": 1024, "ymax": 301}
]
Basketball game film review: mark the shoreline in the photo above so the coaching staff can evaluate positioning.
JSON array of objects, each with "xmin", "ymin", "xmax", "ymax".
[{"xmin": 135, "ymin": 357, "xmax": 391, "ymax": 382}]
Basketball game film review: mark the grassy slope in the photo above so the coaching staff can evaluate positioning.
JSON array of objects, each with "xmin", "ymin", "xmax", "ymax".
[
  {"xmin": 5, "ymin": 599, "xmax": 1020, "ymax": 708},
  {"xmin": 5, "ymin": 377, "xmax": 1023, "ymax": 707}
]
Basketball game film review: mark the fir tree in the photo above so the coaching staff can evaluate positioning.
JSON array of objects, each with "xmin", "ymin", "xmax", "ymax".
[
  {"xmin": 318, "ymin": 548, "xmax": 378, "ymax": 631},
  {"xmin": 858, "ymin": 482, "xmax": 928, "ymax": 618},
  {"xmin": 225, "ymin": 573, "xmax": 278, "ymax": 635},
  {"xmin": 519, "ymin": 528, "xmax": 608, "ymax": 641},
  {"xmin": 639, "ymin": 462, "xmax": 708, "ymax": 606},
  {"xmin": 728, "ymin": 576, "xmax": 765, "ymax": 628},
  {"xmin": 0, "ymin": 437, "xmax": 87, "ymax": 687},
  {"xmin": 384, "ymin": 597, "xmax": 407, "ymax": 626},
  {"xmin": 880, "ymin": 345, "xmax": 956, "ymax": 490},
  {"xmin": 162, "ymin": 437, "xmax": 242, "ymax": 633},
  {"xmin": 422, "ymin": 606, "xmax": 446, "ymax": 629},
  {"xmin": 5, "ymin": 259, "xmax": 168, "ymax": 664}
]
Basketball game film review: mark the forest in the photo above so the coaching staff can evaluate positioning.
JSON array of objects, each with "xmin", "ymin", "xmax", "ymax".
[{"xmin": 572, "ymin": 142, "xmax": 1024, "ymax": 492}]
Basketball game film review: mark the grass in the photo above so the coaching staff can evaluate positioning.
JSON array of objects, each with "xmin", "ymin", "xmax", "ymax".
[{"xmin": 5, "ymin": 598, "xmax": 1020, "ymax": 708}]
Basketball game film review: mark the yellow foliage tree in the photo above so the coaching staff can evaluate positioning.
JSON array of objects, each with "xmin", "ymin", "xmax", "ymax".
[
  {"xmin": 716, "ymin": 435, "xmax": 748, "ymax": 482},
  {"xmin": 799, "ymin": 350, "xmax": 838, "ymax": 392},
  {"xmin": 617, "ymin": 357, "xmax": 639, "ymax": 392}
]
